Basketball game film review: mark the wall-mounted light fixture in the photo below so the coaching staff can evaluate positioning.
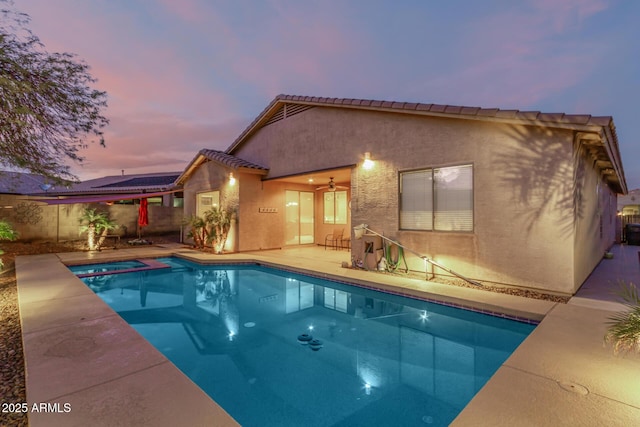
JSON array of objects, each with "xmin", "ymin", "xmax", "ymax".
[
  {"xmin": 363, "ymin": 152, "xmax": 374, "ymax": 170},
  {"xmin": 229, "ymin": 172, "xmax": 236, "ymax": 185}
]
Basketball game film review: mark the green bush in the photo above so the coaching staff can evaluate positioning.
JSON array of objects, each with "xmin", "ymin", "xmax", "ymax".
[{"xmin": 0, "ymin": 220, "xmax": 18, "ymax": 270}]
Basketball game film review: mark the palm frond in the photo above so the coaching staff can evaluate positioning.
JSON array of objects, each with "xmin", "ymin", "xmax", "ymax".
[{"xmin": 605, "ymin": 281, "xmax": 640, "ymax": 355}]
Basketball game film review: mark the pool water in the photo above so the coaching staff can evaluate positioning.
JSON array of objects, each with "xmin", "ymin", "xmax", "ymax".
[
  {"xmin": 68, "ymin": 260, "xmax": 147, "ymax": 275},
  {"xmin": 77, "ymin": 257, "xmax": 535, "ymax": 427}
]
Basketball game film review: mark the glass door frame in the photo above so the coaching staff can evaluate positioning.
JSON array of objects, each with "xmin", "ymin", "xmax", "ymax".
[{"xmin": 285, "ymin": 190, "xmax": 314, "ymax": 245}]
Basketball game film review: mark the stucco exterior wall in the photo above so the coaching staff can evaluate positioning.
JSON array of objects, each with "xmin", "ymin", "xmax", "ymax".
[
  {"xmin": 182, "ymin": 161, "xmax": 240, "ymax": 251},
  {"xmin": 181, "ymin": 105, "xmax": 621, "ymax": 294},
  {"xmin": 0, "ymin": 195, "xmax": 181, "ymax": 241},
  {"xmin": 237, "ymin": 177, "xmax": 286, "ymax": 251},
  {"xmin": 572, "ymin": 143, "xmax": 618, "ymax": 289},
  {"xmin": 233, "ymin": 107, "xmax": 588, "ymax": 293},
  {"xmin": 236, "ymin": 176, "xmax": 348, "ymax": 251}
]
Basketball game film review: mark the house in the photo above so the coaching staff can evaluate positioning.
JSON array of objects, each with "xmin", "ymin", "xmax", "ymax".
[
  {"xmin": 617, "ymin": 188, "xmax": 640, "ymax": 243},
  {"xmin": 618, "ymin": 188, "xmax": 639, "ymax": 216},
  {"xmin": 176, "ymin": 94, "xmax": 627, "ymax": 295},
  {"xmin": 0, "ymin": 171, "xmax": 183, "ymax": 241}
]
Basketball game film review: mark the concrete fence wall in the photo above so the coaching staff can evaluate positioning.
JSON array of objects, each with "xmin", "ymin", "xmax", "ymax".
[{"xmin": 0, "ymin": 195, "xmax": 183, "ymax": 242}]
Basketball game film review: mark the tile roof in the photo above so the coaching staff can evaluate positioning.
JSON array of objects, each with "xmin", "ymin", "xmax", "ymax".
[
  {"xmin": 279, "ymin": 94, "xmax": 610, "ymax": 124},
  {"xmin": 222, "ymin": 94, "xmax": 626, "ymax": 194},
  {"xmin": 226, "ymin": 94, "xmax": 615, "ymax": 155},
  {"xmin": 175, "ymin": 149, "xmax": 268, "ymax": 185},
  {"xmin": 198, "ymin": 149, "xmax": 268, "ymax": 170}
]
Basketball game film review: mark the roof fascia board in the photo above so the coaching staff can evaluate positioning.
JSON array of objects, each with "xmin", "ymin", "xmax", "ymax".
[
  {"xmin": 601, "ymin": 125, "xmax": 628, "ymax": 194},
  {"xmin": 226, "ymin": 99, "xmax": 287, "ymax": 154},
  {"xmin": 176, "ymin": 154, "xmax": 268, "ymax": 186},
  {"xmin": 226, "ymin": 97, "xmax": 612, "ymax": 154},
  {"xmin": 176, "ymin": 154, "xmax": 208, "ymax": 186}
]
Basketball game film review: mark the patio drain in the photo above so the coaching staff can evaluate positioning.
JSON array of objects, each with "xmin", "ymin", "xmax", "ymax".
[{"xmin": 557, "ymin": 381, "xmax": 589, "ymax": 395}]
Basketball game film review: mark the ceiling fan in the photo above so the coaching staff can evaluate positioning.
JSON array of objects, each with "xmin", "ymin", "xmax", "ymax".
[{"xmin": 315, "ymin": 177, "xmax": 348, "ymax": 191}]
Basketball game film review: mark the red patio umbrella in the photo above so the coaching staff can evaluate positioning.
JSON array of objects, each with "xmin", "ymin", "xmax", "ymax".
[{"xmin": 138, "ymin": 198, "xmax": 149, "ymax": 238}]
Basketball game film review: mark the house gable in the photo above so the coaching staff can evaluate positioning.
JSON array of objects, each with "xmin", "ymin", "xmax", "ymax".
[
  {"xmin": 176, "ymin": 149, "xmax": 268, "ymax": 186},
  {"xmin": 226, "ymin": 94, "xmax": 627, "ymax": 194}
]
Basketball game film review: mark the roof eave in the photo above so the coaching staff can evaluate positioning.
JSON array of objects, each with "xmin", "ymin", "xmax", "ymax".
[
  {"xmin": 225, "ymin": 94, "xmax": 621, "ymax": 155},
  {"xmin": 176, "ymin": 153, "xmax": 208, "ymax": 186},
  {"xmin": 176, "ymin": 152, "xmax": 268, "ymax": 186}
]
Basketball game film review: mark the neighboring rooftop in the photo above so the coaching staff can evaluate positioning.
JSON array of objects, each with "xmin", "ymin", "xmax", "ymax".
[
  {"xmin": 0, "ymin": 171, "xmax": 53, "ymax": 195},
  {"xmin": 42, "ymin": 172, "xmax": 181, "ymax": 196},
  {"xmin": 1, "ymin": 171, "xmax": 182, "ymax": 198},
  {"xmin": 618, "ymin": 188, "xmax": 640, "ymax": 214}
]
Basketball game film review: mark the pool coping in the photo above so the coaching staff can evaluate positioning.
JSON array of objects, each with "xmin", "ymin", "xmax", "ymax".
[
  {"xmin": 171, "ymin": 253, "xmax": 543, "ymax": 324},
  {"xmin": 74, "ymin": 258, "xmax": 172, "ymax": 278},
  {"xmin": 17, "ymin": 245, "xmax": 640, "ymax": 425}
]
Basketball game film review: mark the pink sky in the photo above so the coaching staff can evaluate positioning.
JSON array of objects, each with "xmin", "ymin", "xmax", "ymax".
[{"xmin": 14, "ymin": 0, "xmax": 640, "ymax": 189}]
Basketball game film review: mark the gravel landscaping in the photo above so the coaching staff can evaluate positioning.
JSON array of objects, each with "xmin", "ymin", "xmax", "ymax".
[
  {"xmin": 0, "ymin": 235, "xmax": 180, "ymax": 427},
  {"xmin": 1, "ymin": 265, "xmax": 27, "ymax": 427}
]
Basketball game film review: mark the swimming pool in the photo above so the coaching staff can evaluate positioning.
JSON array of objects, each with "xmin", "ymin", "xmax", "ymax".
[
  {"xmin": 76, "ymin": 257, "xmax": 535, "ymax": 426},
  {"xmin": 68, "ymin": 260, "xmax": 148, "ymax": 275}
]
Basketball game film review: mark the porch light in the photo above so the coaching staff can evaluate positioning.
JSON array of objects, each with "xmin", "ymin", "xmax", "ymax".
[
  {"xmin": 229, "ymin": 172, "xmax": 236, "ymax": 185},
  {"xmin": 363, "ymin": 152, "xmax": 374, "ymax": 170}
]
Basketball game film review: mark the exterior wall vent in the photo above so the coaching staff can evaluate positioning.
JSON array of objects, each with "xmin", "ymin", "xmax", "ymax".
[
  {"xmin": 285, "ymin": 103, "xmax": 313, "ymax": 118},
  {"xmin": 263, "ymin": 103, "xmax": 314, "ymax": 127}
]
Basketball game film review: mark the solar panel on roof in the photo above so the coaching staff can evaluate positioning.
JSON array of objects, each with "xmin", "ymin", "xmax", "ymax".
[{"xmin": 96, "ymin": 175, "xmax": 179, "ymax": 188}]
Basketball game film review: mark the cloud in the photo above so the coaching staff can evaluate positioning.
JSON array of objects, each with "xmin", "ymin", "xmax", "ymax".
[
  {"xmin": 158, "ymin": 0, "xmax": 359, "ymax": 98},
  {"xmin": 407, "ymin": 0, "xmax": 612, "ymax": 109},
  {"xmin": 530, "ymin": 0, "xmax": 609, "ymax": 31},
  {"xmin": 16, "ymin": 0, "xmax": 638, "ymax": 189},
  {"xmin": 70, "ymin": 112, "xmax": 246, "ymax": 179}
]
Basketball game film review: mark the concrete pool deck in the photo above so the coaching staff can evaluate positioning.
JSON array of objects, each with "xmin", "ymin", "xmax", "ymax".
[{"xmin": 15, "ymin": 243, "xmax": 640, "ymax": 426}]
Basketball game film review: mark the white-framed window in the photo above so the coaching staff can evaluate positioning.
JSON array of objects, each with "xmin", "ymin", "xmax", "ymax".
[
  {"xmin": 196, "ymin": 190, "xmax": 219, "ymax": 218},
  {"xmin": 400, "ymin": 164, "xmax": 473, "ymax": 231},
  {"xmin": 324, "ymin": 190, "xmax": 348, "ymax": 224}
]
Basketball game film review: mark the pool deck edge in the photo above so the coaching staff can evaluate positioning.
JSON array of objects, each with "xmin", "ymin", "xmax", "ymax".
[
  {"xmin": 17, "ymin": 244, "xmax": 640, "ymax": 426},
  {"xmin": 16, "ymin": 248, "xmax": 239, "ymax": 427}
]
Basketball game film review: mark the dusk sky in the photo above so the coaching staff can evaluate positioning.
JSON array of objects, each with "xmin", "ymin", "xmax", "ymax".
[{"xmin": 16, "ymin": 0, "xmax": 640, "ymax": 190}]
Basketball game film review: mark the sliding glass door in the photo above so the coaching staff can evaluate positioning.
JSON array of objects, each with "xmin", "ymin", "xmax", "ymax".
[{"xmin": 285, "ymin": 190, "xmax": 314, "ymax": 245}]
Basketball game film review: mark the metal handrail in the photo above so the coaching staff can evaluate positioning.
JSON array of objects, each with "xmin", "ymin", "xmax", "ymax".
[{"xmin": 354, "ymin": 224, "xmax": 483, "ymax": 287}]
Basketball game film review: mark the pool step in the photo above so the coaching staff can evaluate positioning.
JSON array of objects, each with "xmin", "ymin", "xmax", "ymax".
[{"xmin": 75, "ymin": 259, "xmax": 171, "ymax": 278}]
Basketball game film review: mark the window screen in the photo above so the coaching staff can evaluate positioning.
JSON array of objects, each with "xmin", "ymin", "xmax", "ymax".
[
  {"xmin": 400, "ymin": 165, "xmax": 473, "ymax": 232},
  {"xmin": 434, "ymin": 165, "xmax": 473, "ymax": 231},
  {"xmin": 400, "ymin": 169, "xmax": 433, "ymax": 230}
]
